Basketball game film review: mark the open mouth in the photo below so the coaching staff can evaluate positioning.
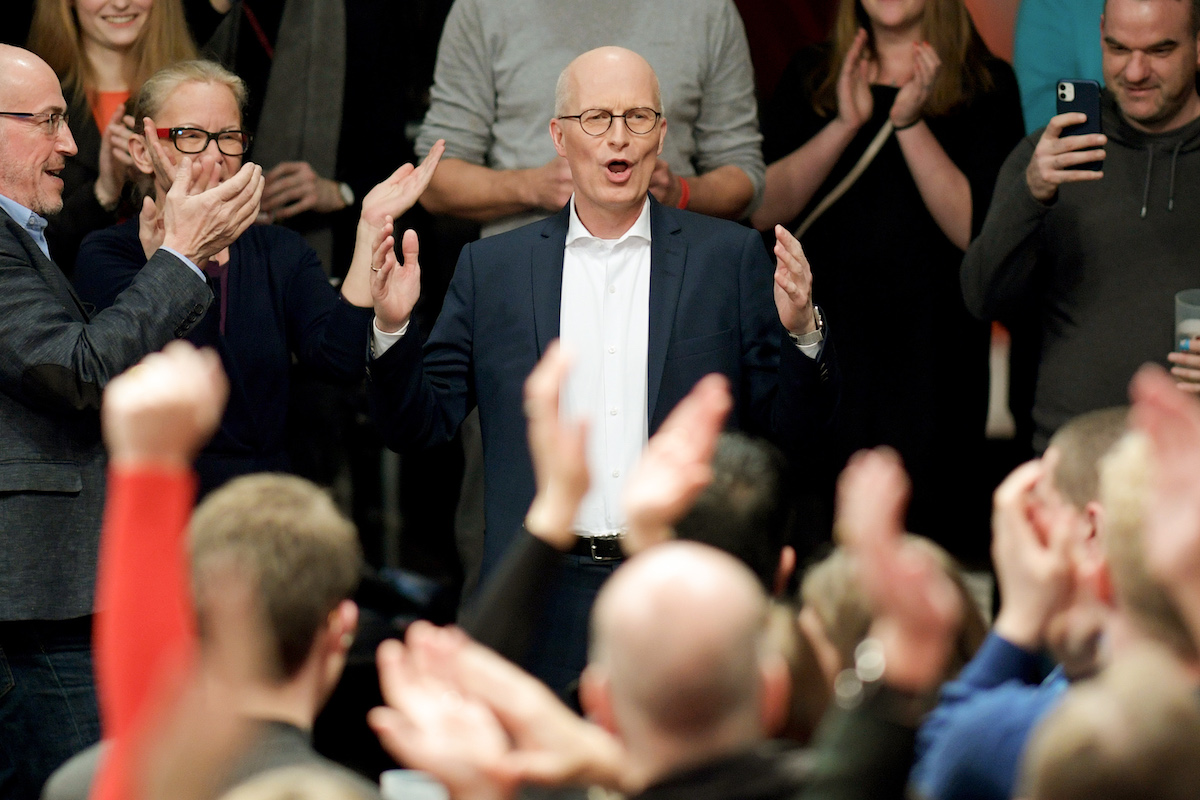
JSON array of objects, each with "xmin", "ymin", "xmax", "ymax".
[
  {"xmin": 103, "ymin": 14, "xmax": 139, "ymax": 24},
  {"xmin": 606, "ymin": 159, "xmax": 631, "ymax": 174}
]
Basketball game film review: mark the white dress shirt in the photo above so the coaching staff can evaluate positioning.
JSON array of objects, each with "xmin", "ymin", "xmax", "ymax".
[
  {"xmin": 558, "ymin": 196, "xmax": 652, "ymax": 535},
  {"xmin": 370, "ymin": 195, "xmax": 823, "ymax": 538}
]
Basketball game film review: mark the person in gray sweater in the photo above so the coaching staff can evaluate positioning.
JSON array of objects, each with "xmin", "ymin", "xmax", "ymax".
[
  {"xmin": 961, "ymin": 0, "xmax": 1200, "ymax": 453},
  {"xmin": 415, "ymin": 0, "xmax": 766, "ymax": 237}
]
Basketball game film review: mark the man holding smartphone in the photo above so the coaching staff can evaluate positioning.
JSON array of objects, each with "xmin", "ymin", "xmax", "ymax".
[{"xmin": 962, "ymin": 0, "xmax": 1200, "ymax": 454}]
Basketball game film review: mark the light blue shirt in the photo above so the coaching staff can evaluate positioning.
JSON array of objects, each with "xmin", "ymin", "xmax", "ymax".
[
  {"xmin": 0, "ymin": 193, "xmax": 52, "ymax": 260},
  {"xmin": 0, "ymin": 191, "xmax": 205, "ymax": 282}
]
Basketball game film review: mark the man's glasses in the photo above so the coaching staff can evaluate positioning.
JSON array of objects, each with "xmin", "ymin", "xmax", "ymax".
[
  {"xmin": 155, "ymin": 127, "xmax": 253, "ymax": 156},
  {"xmin": 0, "ymin": 111, "xmax": 70, "ymax": 134},
  {"xmin": 557, "ymin": 107, "xmax": 662, "ymax": 136}
]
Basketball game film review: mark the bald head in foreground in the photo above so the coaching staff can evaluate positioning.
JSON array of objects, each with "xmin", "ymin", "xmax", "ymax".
[
  {"xmin": 0, "ymin": 44, "xmax": 263, "ymax": 797},
  {"xmin": 581, "ymin": 542, "xmax": 788, "ymax": 786}
]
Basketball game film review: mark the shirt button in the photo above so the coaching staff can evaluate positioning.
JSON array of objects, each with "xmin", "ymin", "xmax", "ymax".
[
  {"xmin": 608, "ymin": 346, "xmax": 616, "ymax": 354},
  {"xmin": 608, "ymin": 285, "xmax": 616, "ymax": 294},
  {"xmin": 610, "ymin": 408, "xmax": 618, "ymax": 416},
  {"xmin": 612, "ymin": 470, "xmax": 620, "ymax": 478}
]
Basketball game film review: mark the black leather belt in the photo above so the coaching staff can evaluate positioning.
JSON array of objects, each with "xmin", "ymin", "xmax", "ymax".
[{"xmin": 568, "ymin": 535, "xmax": 625, "ymax": 562}]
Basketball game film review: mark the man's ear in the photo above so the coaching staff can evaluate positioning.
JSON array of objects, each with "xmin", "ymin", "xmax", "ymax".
[
  {"xmin": 773, "ymin": 546, "xmax": 796, "ymax": 598},
  {"xmin": 550, "ymin": 118, "xmax": 567, "ymax": 158},
  {"xmin": 579, "ymin": 664, "xmax": 618, "ymax": 736},
  {"xmin": 656, "ymin": 116, "xmax": 667, "ymax": 156},
  {"xmin": 128, "ymin": 132, "xmax": 156, "ymax": 177},
  {"xmin": 329, "ymin": 599, "xmax": 359, "ymax": 654},
  {"xmin": 759, "ymin": 652, "xmax": 791, "ymax": 737}
]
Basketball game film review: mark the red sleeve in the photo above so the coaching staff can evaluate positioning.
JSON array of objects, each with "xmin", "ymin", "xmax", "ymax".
[{"xmin": 91, "ymin": 467, "xmax": 198, "ymax": 800}]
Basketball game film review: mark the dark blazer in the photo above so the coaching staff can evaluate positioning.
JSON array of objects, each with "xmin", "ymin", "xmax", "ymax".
[
  {"xmin": 0, "ymin": 206, "xmax": 211, "ymax": 621},
  {"xmin": 369, "ymin": 198, "xmax": 838, "ymax": 573}
]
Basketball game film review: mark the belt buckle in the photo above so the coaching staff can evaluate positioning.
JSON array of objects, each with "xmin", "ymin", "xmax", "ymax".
[{"xmin": 589, "ymin": 536, "xmax": 624, "ymax": 562}]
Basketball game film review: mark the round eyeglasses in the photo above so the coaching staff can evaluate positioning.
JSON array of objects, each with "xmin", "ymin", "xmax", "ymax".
[
  {"xmin": 155, "ymin": 127, "xmax": 253, "ymax": 156},
  {"xmin": 556, "ymin": 107, "xmax": 662, "ymax": 136}
]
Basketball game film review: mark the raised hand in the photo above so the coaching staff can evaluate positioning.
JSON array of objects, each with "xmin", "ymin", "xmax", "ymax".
[
  {"xmin": 1130, "ymin": 365, "xmax": 1200, "ymax": 627},
  {"xmin": 152, "ymin": 118, "xmax": 264, "ymax": 266},
  {"xmin": 101, "ymin": 341, "xmax": 229, "ymax": 469},
  {"xmin": 400, "ymin": 622, "xmax": 629, "ymax": 792},
  {"xmin": 137, "ymin": 195, "xmax": 165, "ymax": 262},
  {"xmin": 361, "ymin": 139, "xmax": 446, "ymax": 228},
  {"xmin": 890, "ymin": 41, "xmax": 940, "ymax": 129},
  {"xmin": 835, "ymin": 448, "xmax": 963, "ymax": 693},
  {"xmin": 772, "ymin": 225, "xmax": 817, "ymax": 335},
  {"xmin": 990, "ymin": 458, "xmax": 1074, "ymax": 650},
  {"xmin": 95, "ymin": 106, "xmax": 135, "ymax": 209},
  {"xmin": 370, "ymin": 632, "xmax": 514, "ymax": 800},
  {"xmin": 836, "ymin": 28, "xmax": 873, "ymax": 131},
  {"xmin": 1025, "ymin": 112, "xmax": 1107, "ymax": 202},
  {"xmin": 622, "ymin": 373, "xmax": 731, "ymax": 555},
  {"xmin": 369, "ymin": 217, "xmax": 421, "ymax": 333},
  {"xmin": 522, "ymin": 341, "xmax": 589, "ymax": 550}
]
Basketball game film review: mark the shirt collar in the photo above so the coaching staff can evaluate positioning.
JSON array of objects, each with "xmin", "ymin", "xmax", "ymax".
[
  {"xmin": 0, "ymin": 193, "xmax": 44, "ymax": 232},
  {"xmin": 566, "ymin": 195, "xmax": 652, "ymax": 247}
]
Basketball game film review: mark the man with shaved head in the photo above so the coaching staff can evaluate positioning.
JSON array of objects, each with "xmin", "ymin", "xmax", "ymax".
[
  {"xmin": 369, "ymin": 46, "xmax": 837, "ymax": 696},
  {"xmin": 581, "ymin": 541, "xmax": 787, "ymax": 784},
  {"xmin": 0, "ymin": 44, "xmax": 263, "ymax": 796}
]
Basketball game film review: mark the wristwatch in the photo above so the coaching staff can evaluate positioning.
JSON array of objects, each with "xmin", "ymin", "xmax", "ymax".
[
  {"xmin": 337, "ymin": 181, "xmax": 355, "ymax": 208},
  {"xmin": 789, "ymin": 305, "xmax": 824, "ymax": 347}
]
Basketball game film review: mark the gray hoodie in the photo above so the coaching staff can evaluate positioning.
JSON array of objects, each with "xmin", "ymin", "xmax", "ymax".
[{"xmin": 962, "ymin": 91, "xmax": 1200, "ymax": 451}]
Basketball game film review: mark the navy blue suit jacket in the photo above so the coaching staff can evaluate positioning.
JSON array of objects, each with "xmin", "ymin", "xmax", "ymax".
[{"xmin": 369, "ymin": 198, "xmax": 837, "ymax": 573}]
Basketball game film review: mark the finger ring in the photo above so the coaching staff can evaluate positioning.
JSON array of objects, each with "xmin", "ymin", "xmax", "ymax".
[{"xmin": 371, "ymin": 266, "xmax": 381, "ymax": 272}]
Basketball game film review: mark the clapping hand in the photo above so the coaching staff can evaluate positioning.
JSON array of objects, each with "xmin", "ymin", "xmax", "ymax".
[
  {"xmin": 889, "ymin": 42, "xmax": 940, "ymax": 130},
  {"xmin": 369, "ymin": 216, "xmax": 422, "ymax": 333},
  {"xmin": 835, "ymin": 448, "xmax": 963, "ymax": 693},
  {"xmin": 772, "ymin": 225, "xmax": 817, "ymax": 335},
  {"xmin": 360, "ymin": 139, "xmax": 446, "ymax": 228},
  {"xmin": 836, "ymin": 28, "xmax": 873, "ymax": 131},
  {"xmin": 523, "ymin": 341, "xmax": 589, "ymax": 550},
  {"xmin": 622, "ymin": 373, "xmax": 731, "ymax": 555}
]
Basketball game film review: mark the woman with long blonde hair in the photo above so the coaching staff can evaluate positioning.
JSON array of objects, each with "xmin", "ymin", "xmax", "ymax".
[
  {"xmin": 26, "ymin": 0, "xmax": 196, "ymax": 273},
  {"xmin": 752, "ymin": 0, "xmax": 1024, "ymax": 560}
]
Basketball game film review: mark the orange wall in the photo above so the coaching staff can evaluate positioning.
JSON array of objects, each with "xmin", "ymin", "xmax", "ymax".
[{"xmin": 965, "ymin": 0, "xmax": 1021, "ymax": 62}]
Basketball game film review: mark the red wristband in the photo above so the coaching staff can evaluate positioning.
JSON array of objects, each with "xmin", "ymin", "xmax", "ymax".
[{"xmin": 676, "ymin": 176, "xmax": 690, "ymax": 210}]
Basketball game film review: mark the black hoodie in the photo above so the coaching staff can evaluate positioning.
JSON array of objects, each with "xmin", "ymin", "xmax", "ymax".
[{"xmin": 962, "ymin": 90, "xmax": 1200, "ymax": 451}]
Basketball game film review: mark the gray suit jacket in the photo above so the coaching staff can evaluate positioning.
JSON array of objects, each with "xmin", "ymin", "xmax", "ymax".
[{"xmin": 0, "ymin": 206, "xmax": 211, "ymax": 621}]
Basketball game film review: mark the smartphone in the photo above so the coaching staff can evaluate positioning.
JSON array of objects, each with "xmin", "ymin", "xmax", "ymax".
[{"xmin": 1056, "ymin": 79, "xmax": 1102, "ymax": 171}]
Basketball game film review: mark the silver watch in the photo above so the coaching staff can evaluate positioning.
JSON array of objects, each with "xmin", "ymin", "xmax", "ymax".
[
  {"xmin": 789, "ymin": 305, "xmax": 824, "ymax": 347},
  {"xmin": 338, "ymin": 181, "xmax": 355, "ymax": 208}
]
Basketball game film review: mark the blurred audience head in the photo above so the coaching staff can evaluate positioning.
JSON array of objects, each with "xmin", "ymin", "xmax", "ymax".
[
  {"xmin": 765, "ymin": 600, "xmax": 828, "ymax": 745},
  {"xmin": 1097, "ymin": 432, "xmax": 1198, "ymax": 661},
  {"xmin": 189, "ymin": 473, "xmax": 362, "ymax": 686},
  {"xmin": 1031, "ymin": 407, "xmax": 1128, "ymax": 678},
  {"xmin": 218, "ymin": 765, "xmax": 375, "ymax": 800},
  {"xmin": 581, "ymin": 542, "xmax": 787, "ymax": 773},
  {"xmin": 675, "ymin": 433, "xmax": 795, "ymax": 595},
  {"xmin": 1020, "ymin": 643, "xmax": 1200, "ymax": 800},
  {"xmin": 798, "ymin": 535, "xmax": 987, "ymax": 688}
]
